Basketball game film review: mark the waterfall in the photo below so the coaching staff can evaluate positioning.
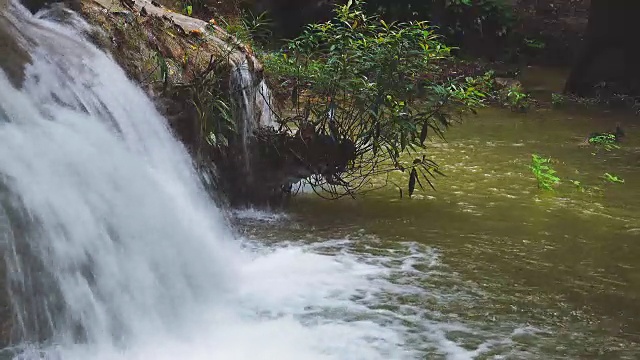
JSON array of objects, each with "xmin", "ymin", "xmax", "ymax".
[
  {"xmin": 0, "ymin": 0, "xmax": 241, "ymax": 347},
  {"xmin": 0, "ymin": 2, "xmax": 429, "ymax": 359},
  {"xmin": 230, "ymin": 61, "xmax": 276, "ymax": 140},
  {"xmin": 229, "ymin": 59, "xmax": 275, "ymax": 176},
  {"xmin": 123, "ymin": 0, "xmax": 278, "ymax": 184}
]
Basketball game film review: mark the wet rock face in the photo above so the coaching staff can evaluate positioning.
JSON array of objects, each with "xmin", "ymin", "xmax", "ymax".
[
  {"xmin": 0, "ymin": 1, "xmax": 20, "ymax": 348},
  {"xmin": 0, "ymin": 2, "xmax": 31, "ymax": 88},
  {"xmin": 0, "ymin": 0, "xmax": 86, "ymax": 88}
]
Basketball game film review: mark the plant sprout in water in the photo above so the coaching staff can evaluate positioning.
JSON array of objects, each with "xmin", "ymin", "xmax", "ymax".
[
  {"xmin": 602, "ymin": 173, "xmax": 624, "ymax": 184},
  {"xmin": 588, "ymin": 133, "xmax": 619, "ymax": 152},
  {"xmin": 530, "ymin": 154, "xmax": 560, "ymax": 191}
]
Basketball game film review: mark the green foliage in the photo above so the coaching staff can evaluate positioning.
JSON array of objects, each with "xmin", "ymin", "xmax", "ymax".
[
  {"xmin": 524, "ymin": 38, "xmax": 545, "ymax": 49},
  {"xmin": 166, "ymin": 49, "xmax": 236, "ymax": 151},
  {"xmin": 588, "ymin": 133, "xmax": 619, "ymax": 151},
  {"xmin": 505, "ymin": 85, "xmax": 530, "ymax": 112},
  {"xmin": 182, "ymin": 4, "xmax": 193, "ymax": 16},
  {"xmin": 602, "ymin": 173, "xmax": 624, "ymax": 184},
  {"xmin": 529, "ymin": 157, "xmax": 623, "ymax": 197},
  {"xmin": 264, "ymin": 0, "xmax": 484, "ymax": 197},
  {"xmin": 242, "ymin": 10, "xmax": 273, "ymax": 43},
  {"xmin": 178, "ymin": 0, "xmax": 204, "ymax": 17},
  {"xmin": 530, "ymin": 154, "xmax": 560, "ymax": 191},
  {"xmin": 155, "ymin": 53, "xmax": 169, "ymax": 87},
  {"xmin": 568, "ymin": 179, "xmax": 601, "ymax": 195},
  {"xmin": 551, "ymin": 93, "xmax": 565, "ymax": 106},
  {"xmin": 569, "ymin": 179, "xmax": 586, "ymax": 192},
  {"xmin": 219, "ymin": 10, "xmax": 273, "ymax": 48},
  {"xmin": 465, "ymin": 70, "xmax": 497, "ymax": 94},
  {"xmin": 190, "ymin": 61, "xmax": 236, "ymax": 149},
  {"xmin": 448, "ymin": 0, "xmax": 472, "ymax": 6}
]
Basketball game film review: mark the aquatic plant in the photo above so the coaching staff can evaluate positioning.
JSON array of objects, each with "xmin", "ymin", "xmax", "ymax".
[
  {"xmin": 602, "ymin": 173, "xmax": 624, "ymax": 184},
  {"xmin": 587, "ymin": 133, "xmax": 619, "ymax": 151},
  {"xmin": 505, "ymin": 85, "xmax": 530, "ymax": 112},
  {"xmin": 568, "ymin": 179, "xmax": 602, "ymax": 195},
  {"xmin": 524, "ymin": 37, "xmax": 546, "ymax": 49},
  {"xmin": 530, "ymin": 154, "xmax": 560, "ymax": 191}
]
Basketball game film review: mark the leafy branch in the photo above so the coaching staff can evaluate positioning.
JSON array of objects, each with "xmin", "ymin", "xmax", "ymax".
[{"xmin": 263, "ymin": 0, "xmax": 485, "ymax": 198}]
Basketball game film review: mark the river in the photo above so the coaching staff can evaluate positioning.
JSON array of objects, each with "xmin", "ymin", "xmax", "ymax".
[
  {"xmin": 235, "ymin": 102, "xmax": 640, "ymax": 359},
  {"xmin": 1, "ymin": 1, "xmax": 639, "ymax": 358}
]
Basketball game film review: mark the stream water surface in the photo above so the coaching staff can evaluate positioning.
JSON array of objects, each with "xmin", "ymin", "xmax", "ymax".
[{"xmin": 235, "ymin": 104, "xmax": 640, "ymax": 359}]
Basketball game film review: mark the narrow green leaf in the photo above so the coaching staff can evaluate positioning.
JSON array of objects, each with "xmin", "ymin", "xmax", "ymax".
[
  {"xmin": 408, "ymin": 168, "xmax": 417, "ymax": 197},
  {"xmin": 419, "ymin": 121, "xmax": 428, "ymax": 145}
]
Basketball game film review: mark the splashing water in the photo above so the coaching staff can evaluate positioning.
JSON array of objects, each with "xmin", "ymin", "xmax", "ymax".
[
  {"xmin": 229, "ymin": 60, "xmax": 276, "ymax": 176},
  {"xmin": 0, "ymin": 0, "xmax": 241, "ymax": 349},
  {"xmin": 0, "ymin": 2, "xmax": 519, "ymax": 359}
]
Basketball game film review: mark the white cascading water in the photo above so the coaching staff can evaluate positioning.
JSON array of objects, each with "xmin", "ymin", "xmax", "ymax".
[
  {"xmin": 0, "ymin": 1, "xmax": 407, "ymax": 359},
  {"xmin": 0, "ymin": 2, "xmax": 518, "ymax": 359},
  {"xmin": 229, "ymin": 61, "xmax": 275, "ymax": 177},
  {"xmin": 0, "ymin": 0, "xmax": 241, "ymax": 351}
]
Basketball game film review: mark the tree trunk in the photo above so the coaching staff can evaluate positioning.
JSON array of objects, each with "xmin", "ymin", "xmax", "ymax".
[{"xmin": 565, "ymin": 0, "xmax": 640, "ymax": 97}]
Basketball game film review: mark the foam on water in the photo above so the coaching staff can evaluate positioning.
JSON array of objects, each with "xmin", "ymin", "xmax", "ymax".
[
  {"xmin": 7, "ymin": 236, "xmax": 515, "ymax": 360},
  {"xmin": 231, "ymin": 207, "xmax": 288, "ymax": 223}
]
